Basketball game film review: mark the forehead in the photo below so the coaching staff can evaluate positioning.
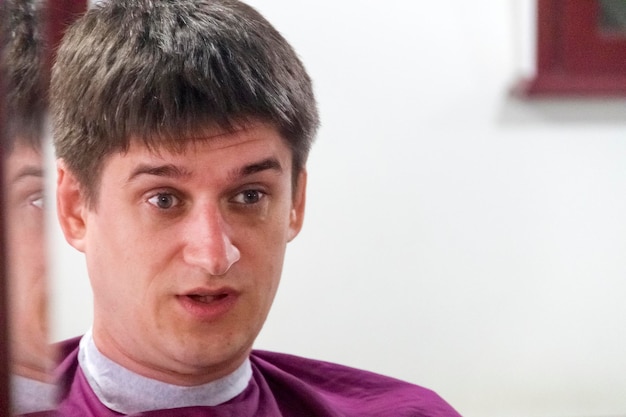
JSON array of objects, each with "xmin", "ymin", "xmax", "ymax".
[
  {"xmin": 109, "ymin": 122, "xmax": 293, "ymax": 172},
  {"xmin": 4, "ymin": 143, "xmax": 43, "ymax": 178}
]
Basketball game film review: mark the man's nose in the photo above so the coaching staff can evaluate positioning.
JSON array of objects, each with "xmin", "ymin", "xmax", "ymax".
[{"xmin": 182, "ymin": 206, "xmax": 240, "ymax": 276}]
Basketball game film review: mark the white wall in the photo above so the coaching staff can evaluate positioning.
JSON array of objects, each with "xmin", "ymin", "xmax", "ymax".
[{"xmin": 49, "ymin": 1, "xmax": 626, "ymax": 417}]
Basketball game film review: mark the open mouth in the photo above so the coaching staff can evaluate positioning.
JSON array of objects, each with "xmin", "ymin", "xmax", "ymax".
[
  {"xmin": 186, "ymin": 293, "xmax": 229, "ymax": 304},
  {"xmin": 177, "ymin": 290, "xmax": 237, "ymax": 319}
]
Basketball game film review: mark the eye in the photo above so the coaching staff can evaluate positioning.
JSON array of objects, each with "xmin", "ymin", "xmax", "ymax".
[
  {"xmin": 147, "ymin": 193, "xmax": 180, "ymax": 209},
  {"xmin": 29, "ymin": 194, "xmax": 44, "ymax": 209},
  {"xmin": 232, "ymin": 189, "xmax": 265, "ymax": 205}
]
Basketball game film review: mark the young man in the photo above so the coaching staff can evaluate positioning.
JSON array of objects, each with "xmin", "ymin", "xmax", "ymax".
[
  {"xmin": 1, "ymin": 1, "xmax": 57, "ymax": 415},
  {"xmin": 51, "ymin": 1, "xmax": 462, "ymax": 415}
]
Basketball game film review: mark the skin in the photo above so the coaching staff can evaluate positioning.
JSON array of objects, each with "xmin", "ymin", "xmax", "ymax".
[
  {"xmin": 4, "ymin": 142, "xmax": 52, "ymax": 382},
  {"xmin": 56, "ymin": 122, "xmax": 306, "ymax": 386}
]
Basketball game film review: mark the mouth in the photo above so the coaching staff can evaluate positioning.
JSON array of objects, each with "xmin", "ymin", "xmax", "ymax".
[
  {"xmin": 185, "ymin": 293, "xmax": 229, "ymax": 304},
  {"xmin": 176, "ymin": 288, "xmax": 238, "ymax": 320}
]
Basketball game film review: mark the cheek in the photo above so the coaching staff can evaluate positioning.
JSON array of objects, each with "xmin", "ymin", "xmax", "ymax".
[
  {"xmin": 86, "ymin": 214, "xmax": 173, "ymax": 315},
  {"xmin": 7, "ymin": 226, "xmax": 46, "ymax": 289},
  {"xmin": 85, "ymin": 221, "xmax": 136, "ymax": 307},
  {"xmin": 236, "ymin": 222, "xmax": 286, "ymax": 288},
  {"xmin": 245, "ymin": 240, "xmax": 286, "ymax": 306},
  {"xmin": 86, "ymin": 205, "xmax": 145, "ymax": 272}
]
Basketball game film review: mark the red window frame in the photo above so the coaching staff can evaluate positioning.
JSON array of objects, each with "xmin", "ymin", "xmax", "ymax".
[{"xmin": 524, "ymin": 0, "xmax": 626, "ymax": 96}]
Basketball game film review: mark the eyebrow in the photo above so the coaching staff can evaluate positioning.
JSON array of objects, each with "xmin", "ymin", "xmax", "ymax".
[
  {"xmin": 232, "ymin": 157, "xmax": 283, "ymax": 180},
  {"xmin": 127, "ymin": 157, "xmax": 283, "ymax": 183},
  {"xmin": 127, "ymin": 164, "xmax": 192, "ymax": 182},
  {"xmin": 11, "ymin": 166, "xmax": 44, "ymax": 184}
]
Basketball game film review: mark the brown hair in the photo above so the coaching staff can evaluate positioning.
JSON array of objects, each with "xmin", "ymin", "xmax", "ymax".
[
  {"xmin": 51, "ymin": 0, "xmax": 319, "ymax": 206},
  {"xmin": 1, "ymin": 0, "xmax": 47, "ymax": 153}
]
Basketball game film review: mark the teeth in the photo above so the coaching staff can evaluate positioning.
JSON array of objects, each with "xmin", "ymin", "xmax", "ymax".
[{"xmin": 188, "ymin": 295, "xmax": 217, "ymax": 304}]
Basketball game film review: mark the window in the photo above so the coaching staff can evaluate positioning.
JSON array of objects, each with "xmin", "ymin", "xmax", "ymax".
[{"xmin": 524, "ymin": 0, "xmax": 626, "ymax": 95}]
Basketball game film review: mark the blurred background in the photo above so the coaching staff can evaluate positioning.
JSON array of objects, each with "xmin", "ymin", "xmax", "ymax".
[{"xmin": 46, "ymin": 1, "xmax": 626, "ymax": 417}]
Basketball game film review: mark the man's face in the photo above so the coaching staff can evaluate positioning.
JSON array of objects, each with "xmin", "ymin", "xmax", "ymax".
[
  {"xmin": 4, "ymin": 142, "xmax": 51, "ymax": 380},
  {"xmin": 57, "ymin": 122, "xmax": 306, "ymax": 385}
]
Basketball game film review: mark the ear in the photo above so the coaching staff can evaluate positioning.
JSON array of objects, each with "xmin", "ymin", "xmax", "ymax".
[
  {"xmin": 287, "ymin": 169, "xmax": 307, "ymax": 242},
  {"xmin": 56, "ymin": 160, "xmax": 88, "ymax": 252}
]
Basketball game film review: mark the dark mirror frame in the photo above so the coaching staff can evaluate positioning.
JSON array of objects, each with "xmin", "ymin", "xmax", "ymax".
[{"xmin": 1, "ymin": 0, "xmax": 10, "ymax": 410}]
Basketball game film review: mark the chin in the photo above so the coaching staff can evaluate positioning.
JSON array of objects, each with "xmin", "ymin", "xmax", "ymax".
[{"xmin": 170, "ymin": 335, "xmax": 250, "ymax": 366}]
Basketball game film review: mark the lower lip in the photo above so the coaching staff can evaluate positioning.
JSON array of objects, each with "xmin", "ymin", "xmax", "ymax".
[{"xmin": 176, "ymin": 293, "xmax": 238, "ymax": 321}]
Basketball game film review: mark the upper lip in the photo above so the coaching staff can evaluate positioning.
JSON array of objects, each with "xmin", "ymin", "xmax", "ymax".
[{"xmin": 179, "ymin": 287, "xmax": 238, "ymax": 297}]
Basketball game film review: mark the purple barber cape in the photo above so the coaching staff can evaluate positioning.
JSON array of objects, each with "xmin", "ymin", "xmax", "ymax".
[{"xmin": 54, "ymin": 337, "xmax": 462, "ymax": 417}]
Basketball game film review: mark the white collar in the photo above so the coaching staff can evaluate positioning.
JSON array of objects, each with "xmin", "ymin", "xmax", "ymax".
[
  {"xmin": 78, "ymin": 329, "xmax": 252, "ymax": 414},
  {"xmin": 11, "ymin": 374, "xmax": 58, "ymax": 414}
]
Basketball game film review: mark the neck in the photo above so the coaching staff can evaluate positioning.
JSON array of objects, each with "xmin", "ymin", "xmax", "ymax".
[
  {"xmin": 78, "ymin": 330, "xmax": 253, "ymax": 414},
  {"xmin": 93, "ymin": 327, "xmax": 250, "ymax": 386}
]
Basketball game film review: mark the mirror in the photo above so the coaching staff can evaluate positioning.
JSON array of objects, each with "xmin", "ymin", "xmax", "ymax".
[
  {"xmin": 1, "ymin": 0, "xmax": 56, "ymax": 414},
  {"xmin": 1, "ymin": 1, "xmax": 86, "ymax": 414}
]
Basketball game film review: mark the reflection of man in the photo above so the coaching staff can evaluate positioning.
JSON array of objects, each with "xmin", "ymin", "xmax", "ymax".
[
  {"xmin": 4, "ymin": 142, "xmax": 54, "ymax": 415},
  {"xmin": 51, "ymin": 1, "xmax": 461, "ymax": 415},
  {"xmin": 1, "ymin": 0, "xmax": 56, "ymax": 415}
]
